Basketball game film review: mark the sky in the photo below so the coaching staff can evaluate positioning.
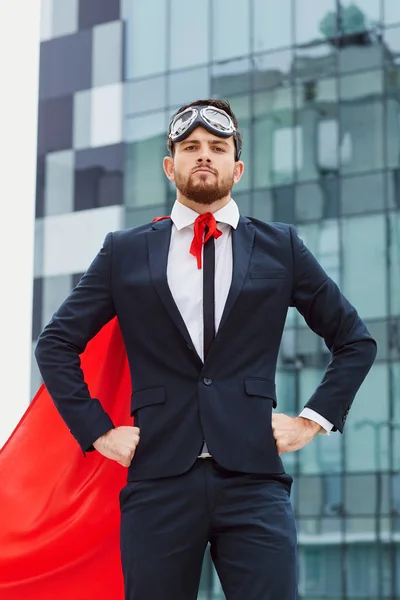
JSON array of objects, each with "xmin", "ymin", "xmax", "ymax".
[{"xmin": 0, "ymin": 1, "xmax": 41, "ymax": 446}]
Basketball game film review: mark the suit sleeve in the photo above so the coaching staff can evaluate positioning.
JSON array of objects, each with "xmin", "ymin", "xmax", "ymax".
[
  {"xmin": 289, "ymin": 225, "xmax": 377, "ymax": 432},
  {"xmin": 34, "ymin": 232, "xmax": 117, "ymax": 452}
]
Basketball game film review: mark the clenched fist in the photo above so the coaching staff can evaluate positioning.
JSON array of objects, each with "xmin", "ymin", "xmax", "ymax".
[
  {"xmin": 271, "ymin": 414, "xmax": 322, "ymax": 455},
  {"xmin": 93, "ymin": 426, "xmax": 140, "ymax": 467}
]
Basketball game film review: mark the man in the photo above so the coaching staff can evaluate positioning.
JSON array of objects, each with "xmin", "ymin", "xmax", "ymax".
[{"xmin": 35, "ymin": 99, "xmax": 377, "ymax": 600}]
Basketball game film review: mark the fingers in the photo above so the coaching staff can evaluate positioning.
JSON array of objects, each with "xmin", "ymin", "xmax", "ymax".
[{"xmin": 95, "ymin": 426, "xmax": 140, "ymax": 467}]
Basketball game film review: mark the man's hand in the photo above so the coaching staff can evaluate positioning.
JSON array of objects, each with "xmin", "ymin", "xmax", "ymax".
[
  {"xmin": 271, "ymin": 414, "xmax": 322, "ymax": 455},
  {"xmin": 93, "ymin": 426, "xmax": 140, "ymax": 467}
]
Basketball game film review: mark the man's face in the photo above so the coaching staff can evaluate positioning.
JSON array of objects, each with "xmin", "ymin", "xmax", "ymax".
[{"xmin": 163, "ymin": 127, "xmax": 244, "ymax": 205}]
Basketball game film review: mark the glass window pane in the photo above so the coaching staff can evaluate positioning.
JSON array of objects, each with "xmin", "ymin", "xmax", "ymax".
[
  {"xmin": 38, "ymin": 96, "xmax": 73, "ymax": 155},
  {"xmin": 42, "ymin": 275, "xmax": 72, "ymax": 327},
  {"xmin": 339, "ymin": 0, "xmax": 381, "ymax": 33},
  {"xmin": 170, "ymin": 0, "xmax": 209, "ymax": 69},
  {"xmin": 295, "ymin": 179, "xmax": 340, "ymax": 222},
  {"xmin": 78, "ymin": 0, "xmax": 119, "ymax": 30},
  {"xmin": 40, "ymin": 0, "xmax": 52, "ymax": 41},
  {"xmin": 385, "ymin": 95, "xmax": 400, "ymax": 170},
  {"xmin": 384, "ymin": 0, "xmax": 400, "ymax": 25},
  {"xmin": 340, "ymin": 71, "xmax": 384, "ymax": 175},
  {"xmin": 338, "ymin": 39, "xmax": 383, "ymax": 74},
  {"xmin": 167, "ymin": 67, "xmax": 210, "ymax": 108},
  {"xmin": 212, "ymin": 0, "xmax": 249, "ymax": 62},
  {"xmin": 294, "ymin": 43, "xmax": 337, "ymax": 81},
  {"xmin": 297, "ymin": 220, "xmax": 340, "ymax": 284},
  {"xmin": 298, "ymin": 368, "xmax": 328, "ymax": 475},
  {"xmin": 254, "ymin": 88, "xmax": 296, "ymax": 188},
  {"xmin": 91, "ymin": 84, "xmax": 123, "ymax": 147},
  {"xmin": 52, "ymin": 0, "xmax": 78, "ymax": 38},
  {"xmin": 342, "ymin": 214, "xmax": 387, "ymax": 319},
  {"xmin": 295, "ymin": 0, "xmax": 337, "ymax": 45},
  {"xmin": 253, "ymin": 49, "xmax": 293, "ymax": 91},
  {"xmin": 126, "ymin": 205, "xmax": 167, "ymax": 229},
  {"xmin": 253, "ymin": 0, "xmax": 292, "ymax": 52},
  {"xmin": 125, "ymin": 76, "xmax": 166, "ymax": 116},
  {"xmin": 73, "ymin": 89, "xmax": 92, "ymax": 150},
  {"xmin": 125, "ymin": 112, "xmax": 167, "ymax": 208},
  {"xmin": 229, "ymin": 95, "xmax": 251, "ymax": 193},
  {"xmin": 384, "ymin": 26, "xmax": 400, "ymax": 62},
  {"xmin": 297, "ymin": 475, "xmax": 323, "ymax": 516},
  {"xmin": 45, "ymin": 150, "xmax": 74, "ymax": 216},
  {"xmin": 271, "ymin": 185, "xmax": 295, "ymax": 223},
  {"xmin": 212, "ymin": 58, "xmax": 252, "ymax": 97},
  {"xmin": 125, "ymin": 0, "xmax": 167, "ymax": 79},
  {"xmin": 92, "ymin": 21, "xmax": 122, "ymax": 87},
  {"xmin": 345, "ymin": 363, "xmax": 389, "ymax": 472},
  {"xmin": 39, "ymin": 31, "xmax": 92, "ymax": 100},
  {"xmin": 74, "ymin": 144, "xmax": 123, "ymax": 211},
  {"xmin": 341, "ymin": 171, "xmax": 385, "ymax": 215},
  {"xmin": 32, "ymin": 278, "xmax": 43, "ymax": 340},
  {"xmin": 253, "ymin": 189, "xmax": 273, "ymax": 223},
  {"xmin": 389, "ymin": 211, "xmax": 400, "ymax": 317}
]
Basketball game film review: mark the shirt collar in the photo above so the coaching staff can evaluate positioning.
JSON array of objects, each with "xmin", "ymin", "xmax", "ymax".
[{"xmin": 171, "ymin": 199, "xmax": 240, "ymax": 231}]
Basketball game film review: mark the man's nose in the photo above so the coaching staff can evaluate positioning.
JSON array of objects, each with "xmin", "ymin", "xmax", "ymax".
[{"xmin": 196, "ymin": 152, "xmax": 212, "ymax": 163}]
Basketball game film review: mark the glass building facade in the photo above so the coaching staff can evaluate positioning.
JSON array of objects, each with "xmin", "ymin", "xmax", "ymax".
[{"xmin": 33, "ymin": 1, "xmax": 400, "ymax": 598}]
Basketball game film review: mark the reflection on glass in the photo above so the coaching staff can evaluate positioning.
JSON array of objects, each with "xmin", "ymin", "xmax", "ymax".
[
  {"xmin": 253, "ymin": 49, "xmax": 293, "ymax": 91},
  {"xmin": 384, "ymin": 26, "xmax": 400, "ymax": 64},
  {"xmin": 229, "ymin": 95, "xmax": 251, "ymax": 192},
  {"xmin": 125, "ymin": 76, "xmax": 166, "ymax": 116},
  {"xmin": 168, "ymin": 67, "xmax": 210, "ymax": 108},
  {"xmin": 295, "ymin": 0, "xmax": 337, "ymax": 45},
  {"xmin": 253, "ymin": 88, "xmax": 295, "ymax": 188},
  {"xmin": 389, "ymin": 212, "xmax": 400, "ymax": 316},
  {"xmin": 212, "ymin": 58, "xmax": 251, "ymax": 97},
  {"xmin": 339, "ymin": 0, "xmax": 380, "ymax": 34},
  {"xmin": 253, "ymin": 0, "xmax": 292, "ymax": 52},
  {"xmin": 341, "ymin": 171, "xmax": 385, "ymax": 215},
  {"xmin": 342, "ymin": 214, "xmax": 387, "ymax": 319},
  {"xmin": 124, "ymin": 0, "xmax": 167, "ymax": 79},
  {"xmin": 125, "ymin": 112, "xmax": 168, "ymax": 208},
  {"xmin": 340, "ymin": 71, "xmax": 384, "ymax": 174},
  {"xmin": 170, "ymin": 0, "xmax": 209, "ymax": 69},
  {"xmin": 298, "ymin": 544, "xmax": 342, "ymax": 597},
  {"xmin": 294, "ymin": 42, "xmax": 337, "ymax": 81},
  {"xmin": 212, "ymin": 0, "xmax": 249, "ymax": 61},
  {"xmin": 384, "ymin": 0, "xmax": 400, "ymax": 25},
  {"xmin": 345, "ymin": 363, "xmax": 389, "ymax": 472}
]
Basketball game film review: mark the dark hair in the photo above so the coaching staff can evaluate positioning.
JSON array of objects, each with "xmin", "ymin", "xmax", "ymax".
[{"xmin": 167, "ymin": 98, "xmax": 242, "ymax": 160}]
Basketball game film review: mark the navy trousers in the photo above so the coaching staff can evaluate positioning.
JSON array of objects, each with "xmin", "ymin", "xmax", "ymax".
[{"xmin": 119, "ymin": 458, "xmax": 297, "ymax": 600}]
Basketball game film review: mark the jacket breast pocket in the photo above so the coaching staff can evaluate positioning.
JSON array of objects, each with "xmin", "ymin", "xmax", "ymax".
[
  {"xmin": 245, "ymin": 378, "xmax": 277, "ymax": 408},
  {"xmin": 249, "ymin": 269, "xmax": 287, "ymax": 280},
  {"xmin": 130, "ymin": 386, "xmax": 166, "ymax": 416}
]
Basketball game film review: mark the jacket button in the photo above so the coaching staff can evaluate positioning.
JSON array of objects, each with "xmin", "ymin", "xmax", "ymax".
[{"xmin": 203, "ymin": 377, "xmax": 213, "ymax": 386}]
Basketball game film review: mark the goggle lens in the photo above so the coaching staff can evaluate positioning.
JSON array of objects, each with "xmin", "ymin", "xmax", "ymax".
[{"xmin": 201, "ymin": 108, "xmax": 232, "ymax": 131}]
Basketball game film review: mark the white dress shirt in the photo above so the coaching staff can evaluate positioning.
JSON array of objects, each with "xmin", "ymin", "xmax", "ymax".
[{"xmin": 167, "ymin": 198, "xmax": 333, "ymax": 434}]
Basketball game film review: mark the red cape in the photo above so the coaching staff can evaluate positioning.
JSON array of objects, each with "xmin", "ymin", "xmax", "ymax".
[{"xmin": 0, "ymin": 318, "xmax": 131, "ymax": 599}]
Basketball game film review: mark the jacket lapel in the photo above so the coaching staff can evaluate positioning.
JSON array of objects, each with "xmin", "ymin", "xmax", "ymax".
[
  {"xmin": 147, "ymin": 219, "xmax": 202, "ymax": 364},
  {"xmin": 217, "ymin": 216, "xmax": 255, "ymax": 333}
]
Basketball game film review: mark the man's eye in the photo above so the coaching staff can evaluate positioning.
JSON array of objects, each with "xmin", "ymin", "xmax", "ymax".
[
  {"xmin": 185, "ymin": 145, "xmax": 196, "ymax": 151},
  {"xmin": 214, "ymin": 146, "xmax": 224, "ymax": 152}
]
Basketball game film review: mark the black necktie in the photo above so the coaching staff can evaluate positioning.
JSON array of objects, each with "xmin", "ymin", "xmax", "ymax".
[
  {"xmin": 203, "ymin": 225, "xmax": 215, "ymax": 360},
  {"xmin": 200, "ymin": 226, "xmax": 215, "ymax": 457}
]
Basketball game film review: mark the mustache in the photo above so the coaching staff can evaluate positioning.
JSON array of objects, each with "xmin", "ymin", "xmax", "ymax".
[{"xmin": 192, "ymin": 166, "xmax": 217, "ymax": 175}]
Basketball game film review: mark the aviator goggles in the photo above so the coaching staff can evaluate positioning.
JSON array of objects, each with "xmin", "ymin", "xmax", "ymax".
[{"xmin": 168, "ymin": 105, "xmax": 242, "ymax": 161}]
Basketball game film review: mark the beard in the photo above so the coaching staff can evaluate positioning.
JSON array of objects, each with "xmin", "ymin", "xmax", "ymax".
[{"xmin": 174, "ymin": 168, "xmax": 234, "ymax": 205}]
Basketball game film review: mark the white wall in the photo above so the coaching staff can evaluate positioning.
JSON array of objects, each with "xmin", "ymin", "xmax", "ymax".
[{"xmin": 0, "ymin": 1, "xmax": 41, "ymax": 446}]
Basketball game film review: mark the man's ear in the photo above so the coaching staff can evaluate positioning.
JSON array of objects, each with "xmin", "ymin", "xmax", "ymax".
[
  {"xmin": 233, "ymin": 160, "xmax": 245, "ymax": 185},
  {"xmin": 163, "ymin": 156, "xmax": 175, "ymax": 181}
]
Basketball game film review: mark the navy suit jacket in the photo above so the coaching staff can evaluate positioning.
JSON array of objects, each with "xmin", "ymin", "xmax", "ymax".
[{"xmin": 35, "ymin": 216, "xmax": 377, "ymax": 481}]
